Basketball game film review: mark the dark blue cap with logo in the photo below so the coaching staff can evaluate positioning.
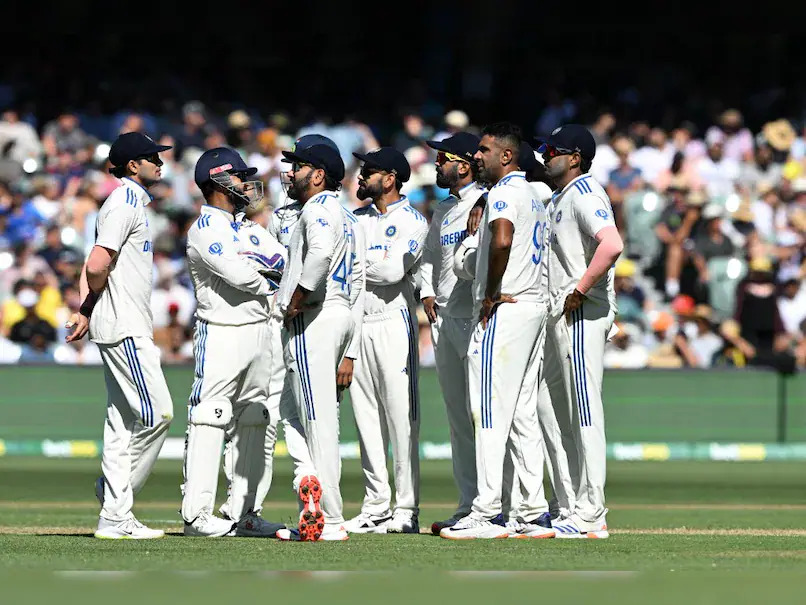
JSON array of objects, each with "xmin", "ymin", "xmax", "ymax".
[
  {"xmin": 293, "ymin": 134, "xmax": 339, "ymax": 153},
  {"xmin": 282, "ymin": 144, "xmax": 345, "ymax": 182},
  {"xmin": 425, "ymin": 132, "xmax": 480, "ymax": 163},
  {"xmin": 534, "ymin": 124, "xmax": 596, "ymax": 161},
  {"xmin": 194, "ymin": 147, "xmax": 258, "ymax": 188},
  {"xmin": 352, "ymin": 147, "xmax": 411, "ymax": 182},
  {"xmin": 108, "ymin": 132, "xmax": 171, "ymax": 169}
]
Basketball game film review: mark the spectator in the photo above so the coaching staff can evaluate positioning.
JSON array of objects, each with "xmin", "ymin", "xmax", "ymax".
[
  {"xmin": 692, "ymin": 204, "xmax": 736, "ymax": 290},
  {"xmin": 630, "ymin": 127, "xmax": 674, "ymax": 186},
  {"xmin": 0, "ymin": 109, "xmax": 42, "ymax": 165},
  {"xmin": 432, "ymin": 109, "xmax": 471, "ymax": 142},
  {"xmin": 2, "ymin": 187, "xmax": 45, "ymax": 246},
  {"xmin": 705, "ymin": 109, "xmax": 754, "ymax": 163},
  {"xmin": 694, "ymin": 129, "xmax": 741, "ymax": 198},
  {"xmin": 53, "ymin": 337, "xmax": 103, "ymax": 365},
  {"xmin": 42, "ymin": 112, "xmax": 91, "ymax": 156},
  {"xmin": 646, "ymin": 310, "xmax": 683, "ymax": 368},
  {"xmin": 0, "ymin": 306, "xmax": 22, "ymax": 363},
  {"xmin": 674, "ymin": 304, "xmax": 724, "ymax": 368},
  {"xmin": 392, "ymin": 110, "xmax": 430, "ymax": 153},
  {"xmin": 9, "ymin": 287, "xmax": 56, "ymax": 346},
  {"xmin": 778, "ymin": 277, "xmax": 806, "ymax": 337},
  {"xmin": 606, "ymin": 136, "xmax": 642, "ymax": 206},
  {"xmin": 614, "ymin": 258, "xmax": 649, "ymax": 325},
  {"xmin": 738, "ymin": 138, "xmax": 783, "ymax": 193},
  {"xmin": 174, "ymin": 100, "xmax": 211, "ymax": 158},
  {"xmin": 751, "ymin": 182, "xmax": 785, "ymax": 244},
  {"xmin": 604, "ymin": 321, "xmax": 649, "ymax": 369},
  {"xmin": 1, "ymin": 244, "xmax": 53, "ymax": 300}
]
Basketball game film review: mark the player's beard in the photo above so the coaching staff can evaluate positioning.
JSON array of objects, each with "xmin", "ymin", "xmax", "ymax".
[
  {"xmin": 435, "ymin": 164, "xmax": 458, "ymax": 190},
  {"xmin": 288, "ymin": 171, "xmax": 313, "ymax": 201},
  {"xmin": 356, "ymin": 179, "xmax": 382, "ymax": 201}
]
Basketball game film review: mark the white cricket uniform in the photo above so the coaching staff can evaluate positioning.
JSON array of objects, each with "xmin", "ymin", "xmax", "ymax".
[
  {"xmin": 90, "ymin": 177, "xmax": 173, "ymax": 523},
  {"xmin": 268, "ymin": 201, "xmax": 303, "ymax": 249},
  {"xmin": 181, "ymin": 204, "xmax": 276, "ymax": 524},
  {"xmin": 278, "ymin": 190, "xmax": 355, "ymax": 525},
  {"xmin": 466, "ymin": 171, "xmax": 549, "ymax": 520},
  {"xmin": 351, "ymin": 196, "xmax": 428, "ymax": 518},
  {"xmin": 547, "ymin": 173, "xmax": 617, "ymax": 524},
  {"xmin": 419, "ymin": 181, "xmax": 484, "ymax": 517}
]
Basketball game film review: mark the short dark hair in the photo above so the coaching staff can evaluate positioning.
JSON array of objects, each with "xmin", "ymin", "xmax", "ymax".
[
  {"xmin": 324, "ymin": 174, "xmax": 343, "ymax": 192},
  {"xmin": 580, "ymin": 157, "xmax": 592, "ymax": 173},
  {"xmin": 481, "ymin": 122, "xmax": 522, "ymax": 163},
  {"xmin": 199, "ymin": 180, "xmax": 216, "ymax": 200}
]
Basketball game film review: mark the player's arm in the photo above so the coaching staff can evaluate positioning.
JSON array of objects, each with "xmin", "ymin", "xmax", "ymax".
[
  {"xmin": 479, "ymin": 193, "xmax": 518, "ymax": 327},
  {"xmin": 466, "ymin": 193, "xmax": 488, "ymax": 235},
  {"xmin": 419, "ymin": 212, "xmax": 441, "ymax": 323},
  {"xmin": 564, "ymin": 195, "xmax": 624, "ymax": 317},
  {"xmin": 286, "ymin": 206, "xmax": 336, "ymax": 323},
  {"xmin": 339, "ymin": 222, "xmax": 366, "ymax": 390},
  {"xmin": 66, "ymin": 201, "xmax": 132, "ymax": 342},
  {"xmin": 191, "ymin": 225, "xmax": 271, "ymax": 296},
  {"xmin": 365, "ymin": 221, "xmax": 428, "ymax": 286}
]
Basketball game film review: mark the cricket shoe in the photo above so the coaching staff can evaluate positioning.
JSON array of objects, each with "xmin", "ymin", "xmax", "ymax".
[
  {"xmin": 553, "ymin": 515, "xmax": 609, "ymax": 539},
  {"xmin": 440, "ymin": 514, "xmax": 509, "ymax": 540},
  {"xmin": 509, "ymin": 512, "xmax": 556, "ymax": 539},
  {"xmin": 343, "ymin": 512, "xmax": 392, "ymax": 534},
  {"xmin": 386, "ymin": 511, "xmax": 419, "ymax": 534},
  {"xmin": 95, "ymin": 515, "xmax": 164, "ymax": 540},
  {"xmin": 297, "ymin": 475, "xmax": 325, "ymax": 541},
  {"xmin": 431, "ymin": 514, "xmax": 466, "ymax": 536},
  {"xmin": 184, "ymin": 511, "xmax": 237, "ymax": 537},
  {"xmin": 276, "ymin": 523, "xmax": 349, "ymax": 542},
  {"xmin": 228, "ymin": 511, "xmax": 286, "ymax": 538},
  {"xmin": 94, "ymin": 476, "xmax": 104, "ymax": 506}
]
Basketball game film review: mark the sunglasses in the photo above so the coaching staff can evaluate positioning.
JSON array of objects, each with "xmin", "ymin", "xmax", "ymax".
[
  {"xmin": 540, "ymin": 145, "xmax": 576, "ymax": 159},
  {"xmin": 359, "ymin": 165, "xmax": 386, "ymax": 179},
  {"xmin": 436, "ymin": 151, "xmax": 466, "ymax": 164},
  {"xmin": 138, "ymin": 154, "xmax": 163, "ymax": 166},
  {"xmin": 291, "ymin": 161, "xmax": 313, "ymax": 172}
]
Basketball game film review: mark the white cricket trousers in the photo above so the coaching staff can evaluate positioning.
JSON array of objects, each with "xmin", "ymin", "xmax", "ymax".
[
  {"xmin": 467, "ymin": 301, "xmax": 547, "ymax": 520},
  {"xmin": 350, "ymin": 307, "xmax": 420, "ymax": 517},
  {"xmin": 181, "ymin": 320, "xmax": 272, "ymax": 523},
  {"xmin": 549, "ymin": 302, "xmax": 614, "ymax": 523},
  {"xmin": 220, "ymin": 314, "xmax": 315, "ymax": 520},
  {"xmin": 284, "ymin": 305, "xmax": 353, "ymax": 524},
  {"xmin": 430, "ymin": 314, "xmax": 475, "ymax": 517},
  {"xmin": 97, "ymin": 337, "xmax": 173, "ymax": 522},
  {"xmin": 537, "ymin": 325, "xmax": 576, "ymax": 518}
]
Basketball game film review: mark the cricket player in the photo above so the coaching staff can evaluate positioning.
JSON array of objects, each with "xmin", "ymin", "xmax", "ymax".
[
  {"xmin": 441, "ymin": 122, "xmax": 552, "ymax": 540},
  {"xmin": 536, "ymin": 124, "xmax": 624, "ymax": 539},
  {"xmin": 277, "ymin": 143, "xmax": 354, "ymax": 541},
  {"xmin": 65, "ymin": 132, "xmax": 174, "ymax": 540},
  {"xmin": 344, "ymin": 148, "xmax": 427, "ymax": 535},
  {"xmin": 417, "ymin": 132, "xmax": 484, "ymax": 535},
  {"xmin": 181, "ymin": 147, "xmax": 279, "ymax": 537}
]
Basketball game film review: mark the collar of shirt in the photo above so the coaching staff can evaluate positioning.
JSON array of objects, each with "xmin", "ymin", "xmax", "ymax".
[
  {"xmin": 492, "ymin": 171, "xmax": 526, "ymax": 189},
  {"xmin": 555, "ymin": 173, "xmax": 591, "ymax": 197},
  {"xmin": 201, "ymin": 204, "xmax": 239, "ymax": 231},
  {"xmin": 370, "ymin": 196, "xmax": 409, "ymax": 218},
  {"xmin": 122, "ymin": 177, "xmax": 153, "ymax": 205},
  {"xmin": 305, "ymin": 190, "xmax": 340, "ymax": 205}
]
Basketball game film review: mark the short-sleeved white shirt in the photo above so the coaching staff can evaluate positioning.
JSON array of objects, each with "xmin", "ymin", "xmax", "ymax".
[
  {"xmin": 548, "ymin": 174, "xmax": 617, "ymax": 311},
  {"xmin": 473, "ymin": 171, "xmax": 547, "ymax": 316},
  {"xmin": 89, "ymin": 178, "xmax": 155, "ymax": 344}
]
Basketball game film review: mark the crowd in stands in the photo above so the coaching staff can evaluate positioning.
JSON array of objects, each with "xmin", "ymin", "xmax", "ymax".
[{"xmin": 0, "ymin": 100, "xmax": 804, "ymax": 373}]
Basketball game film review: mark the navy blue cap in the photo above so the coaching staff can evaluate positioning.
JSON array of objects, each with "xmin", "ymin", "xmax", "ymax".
[
  {"xmin": 352, "ymin": 147, "xmax": 411, "ymax": 182},
  {"xmin": 194, "ymin": 147, "xmax": 258, "ymax": 188},
  {"xmin": 282, "ymin": 144, "xmax": 345, "ymax": 182},
  {"xmin": 518, "ymin": 141, "xmax": 538, "ymax": 173},
  {"xmin": 108, "ymin": 132, "xmax": 171, "ymax": 168},
  {"xmin": 425, "ymin": 132, "xmax": 480, "ymax": 163},
  {"xmin": 293, "ymin": 134, "xmax": 339, "ymax": 153},
  {"xmin": 534, "ymin": 124, "xmax": 596, "ymax": 161}
]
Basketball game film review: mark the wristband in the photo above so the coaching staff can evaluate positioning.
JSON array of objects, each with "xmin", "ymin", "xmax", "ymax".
[{"xmin": 79, "ymin": 291, "xmax": 99, "ymax": 318}]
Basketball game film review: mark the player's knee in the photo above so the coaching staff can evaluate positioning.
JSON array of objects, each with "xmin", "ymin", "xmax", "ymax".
[
  {"xmin": 189, "ymin": 399, "xmax": 233, "ymax": 428},
  {"xmin": 238, "ymin": 401, "xmax": 272, "ymax": 427}
]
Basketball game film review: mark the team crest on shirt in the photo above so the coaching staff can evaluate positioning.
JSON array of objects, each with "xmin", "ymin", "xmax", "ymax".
[
  {"xmin": 556, "ymin": 210, "xmax": 562, "ymax": 222},
  {"xmin": 493, "ymin": 201, "xmax": 507, "ymax": 211},
  {"xmin": 595, "ymin": 209, "xmax": 609, "ymax": 219},
  {"xmin": 209, "ymin": 242, "xmax": 223, "ymax": 256},
  {"xmin": 250, "ymin": 234, "xmax": 260, "ymax": 246},
  {"xmin": 386, "ymin": 225, "xmax": 397, "ymax": 237}
]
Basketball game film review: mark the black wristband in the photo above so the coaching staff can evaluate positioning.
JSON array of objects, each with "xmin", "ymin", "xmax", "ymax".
[{"xmin": 79, "ymin": 291, "xmax": 99, "ymax": 318}]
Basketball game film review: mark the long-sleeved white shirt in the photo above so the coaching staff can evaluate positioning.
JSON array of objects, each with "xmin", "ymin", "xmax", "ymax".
[
  {"xmin": 277, "ymin": 191, "xmax": 351, "ymax": 311},
  {"xmin": 187, "ymin": 205, "xmax": 272, "ymax": 326},
  {"xmin": 343, "ymin": 210, "xmax": 366, "ymax": 359},
  {"xmin": 419, "ymin": 181, "xmax": 485, "ymax": 319},
  {"xmin": 354, "ymin": 196, "xmax": 428, "ymax": 315}
]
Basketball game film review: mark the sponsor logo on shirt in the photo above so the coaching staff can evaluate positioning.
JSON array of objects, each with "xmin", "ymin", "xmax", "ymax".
[
  {"xmin": 142, "ymin": 241, "xmax": 152, "ymax": 253},
  {"xmin": 440, "ymin": 230, "xmax": 467, "ymax": 246},
  {"xmin": 408, "ymin": 240, "xmax": 419, "ymax": 253},
  {"xmin": 493, "ymin": 200, "xmax": 507, "ymax": 211},
  {"xmin": 317, "ymin": 218, "xmax": 329, "ymax": 227},
  {"xmin": 595, "ymin": 209, "xmax": 609, "ymax": 219},
  {"xmin": 209, "ymin": 242, "xmax": 223, "ymax": 256}
]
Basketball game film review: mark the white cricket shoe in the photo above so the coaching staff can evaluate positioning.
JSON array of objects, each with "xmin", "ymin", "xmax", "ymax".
[
  {"xmin": 387, "ymin": 511, "xmax": 419, "ymax": 534},
  {"xmin": 440, "ymin": 514, "xmax": 509, "ymax": 540},
  {"xmin": 343, "ymin": 512, "xmax": 392, "ymax": 534},
  {"xmin": 510, "ymin": 513, "xmax": 556, "ymax": 539},
  {"xmin": 94, "ymin": 476, "xmax": 104, "ymax": 506},
  {"xmin": 553, "ymin": 515, "xmax": 609, "ymax": 539},
  {"xmin": 504, "ymin": 518, "xmax": 524, "ymax": 537},
  {"xmin": 228, "ymin": 511, "xmax": 286, "ymax": 538},
  {"xmin": 184, "ymin": 511, "xmax": 236, "ymax": 537},
  {"xmin": 430, "ymin": 514, "xmax": 467, "ymax": 536},
  {"xmin": 95, "ymin": 515, "xmax": 164, "ymax": 540}
]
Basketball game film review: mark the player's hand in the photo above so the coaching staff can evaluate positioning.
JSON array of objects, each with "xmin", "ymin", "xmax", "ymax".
[
  {"xmin": 337, "ymin": 357, "xmax": 354, "ymax": 390},
  {"xmin": 563, "ymin": 289, "xmax": 587, "ymax": 319},
  {"xmin": 479, "ymin": 293, "xmax": 517, "ymax": 329},
  {"xmin": 65, "ymin": 312, "xmax": 89, "ymax": 343},
  {"xmin": 467, "ymin": 204, "xmax": 484, "ymax": 235},
  {"xmin": 422, "ymin": 296, "xmax": 438, "ymax": 323}
]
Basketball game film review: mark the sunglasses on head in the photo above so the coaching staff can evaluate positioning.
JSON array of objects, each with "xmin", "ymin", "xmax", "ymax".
[
  {"xmin": 436, "ymin": 151, "xmax": 466, "ymax": 164},
  {"xmin": 540, "ymin": 144, "xmax": 576, "ymax": 159}
]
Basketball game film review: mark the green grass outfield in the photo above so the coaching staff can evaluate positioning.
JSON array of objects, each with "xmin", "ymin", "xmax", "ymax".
[{"xmin": 2, "ymin": 458, "xmax": 804, "ymax": 603}]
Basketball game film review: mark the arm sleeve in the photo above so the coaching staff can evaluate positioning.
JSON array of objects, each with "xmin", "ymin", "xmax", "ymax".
[
  {"xmin": 94, "ymin": 200, "xmax": 136, "ymax": 253},
  {"xmin": 575, "ymin": 193, "xmax": 617, "ymax": 239},
  {"xmin": 365, "ymin": 221, "xmax": 428, "ymax": 286},
  {"xmin": 346, "ymin": 222, "xmax": 366, "ymax": 360},
  {"xmin": 418, "ymin": 211, "xmax": 442, "ymax": 299},
  {"xmin": 190, "ymin": 225, "xmax": 271, "ymax": 296},
  {"xmin": 298, "ymin": 205, "xmax": 336, "ymax": 291}
]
